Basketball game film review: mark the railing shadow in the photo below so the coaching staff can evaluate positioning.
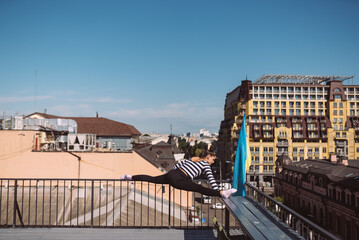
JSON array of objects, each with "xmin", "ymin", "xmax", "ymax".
[{"xmin": 0, "ymin": 178, "xmax": 239, "ymax": 231}]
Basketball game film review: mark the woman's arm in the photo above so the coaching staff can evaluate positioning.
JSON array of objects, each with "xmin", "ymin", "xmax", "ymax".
[{"xmin": 203, "ymin": 164, "xmax": 219, "ymax": 191}]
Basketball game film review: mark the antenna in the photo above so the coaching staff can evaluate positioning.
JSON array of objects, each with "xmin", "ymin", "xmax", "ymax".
[
  {"xmin": 35, "ymin": 70, "xmax": 37, "ymax": 112},
  {"xmin": 170, "ymin": 124, "xmax": 173, "ymax": 135}
]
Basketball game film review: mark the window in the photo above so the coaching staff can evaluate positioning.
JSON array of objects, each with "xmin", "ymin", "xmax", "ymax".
[
  {"xmin": 281, "ymin": 102, "xmax": 286, "ymax": 108},
  {"xmin": 333, "ymin": 102, "xmax": 337, "ymax": 108},
  {"xmin": 296, "ymin": 109, "xmax": 301, "ymax": 115},
  {"xmin": 253, "ymin": 101, "xmax": 258, "ymax": 107},
  {"xmin": 308, "ymin": 148, "xmax": 312, "ymax": 155},
  {"xmin": 333, "ymin": 118, "xmax": 337, "ymax": 123},
  {"xmin": 296, "ymin": 102, "xmax": 301, "ymax": 108},
  {"xmin": 334, "ymin": 88, "xmax": 341, "ymax": 92},
  {"xmin": 339, "ymin": 110, "xmax": 343, "ymax": 116},
  {"xmin": 275, "ymin": 109, "xmax": 279, "ymax": 115},
  {"xmin": 357, "ymin": 148, "xmax": 359, "ymax": 153},
  {"xmin": 339, "ymin": 118, "xmax": 343, "ymax": 124},
  {"xmin": 334, "ymin": 95, "xmax": 341, "ymax": 99},
  {"xmin": 333, "ymin": 110, "xmax": 337, "ymax": 115},
  {"xmin": 266, "ymin": 102, "xmax": 271, "ymax": 107},
  {"xmin": 336, "ymin": 132, "xmax": 340, "ymax": 138},
  {"xmin": 310, "ymin": 102, "xmax": 315, "ymax": 108},
  {"xmin": 323, "ymin": 147, "xmax": 326, "ymax": 153},
  {"xmin": 281, "ymin": 109, "xmax": 286, "ymax": 115},
  {"xmin": 339, "ymin": 102, "xmax": 343, "ymax": 108}
]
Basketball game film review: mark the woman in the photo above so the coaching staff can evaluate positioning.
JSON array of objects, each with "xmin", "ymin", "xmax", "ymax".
[{"xmin": 120, "ymin": 150, "xmax": 237, "ymax": 198}]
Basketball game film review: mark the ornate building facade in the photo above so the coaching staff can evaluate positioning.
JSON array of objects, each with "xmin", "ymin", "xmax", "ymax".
[
  {"xmin": 274, "ymin": 155, "xmax": 359, "ymax": 240},
  {"xmin": 217, "ymin": 75, "xmax": 359, "ymax": 187}
]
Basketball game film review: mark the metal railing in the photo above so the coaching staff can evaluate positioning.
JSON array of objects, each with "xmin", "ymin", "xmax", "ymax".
[
  {"xmin": 0, "ymin": 178, "xmax": 238, "ymax": 230},
  {"xmin": 245, "ymin": 183, "xmax": 339, "ymax": 240}
]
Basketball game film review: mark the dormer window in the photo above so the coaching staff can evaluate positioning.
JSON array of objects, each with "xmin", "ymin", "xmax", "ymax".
[{"xmin": 334, "ymin": 88, "xmax": 341, "ymax": 92}]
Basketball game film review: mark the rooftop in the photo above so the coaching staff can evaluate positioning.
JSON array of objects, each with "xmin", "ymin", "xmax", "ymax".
[
  {"xmin": 25, "ymin": 112, "xmax": 141, "ymax": 137},
  {"xmin": 254, "ymin": 74, "xmax": 354, "ymax": 85}
]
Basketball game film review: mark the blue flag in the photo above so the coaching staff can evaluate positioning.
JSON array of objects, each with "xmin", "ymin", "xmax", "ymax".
[{"xmin": 232, "ymin": 113, "xmax": 250, "ymax": 196}]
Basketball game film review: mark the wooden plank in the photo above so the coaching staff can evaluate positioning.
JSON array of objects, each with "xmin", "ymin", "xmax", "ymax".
[
  {"xmin": 223, "ymin": 198, "xmax": 267, "ymax": 240},
  {"xmin": 242, "ymin": 199, "xmax": 303, "ymax": 240},
  {"xmin": 231, "ymin": 197, "xmax": 292, "ymax": 240},
  {"xmin": 227, "ymin": 197, "xmax": 284, "ymax": 240}
]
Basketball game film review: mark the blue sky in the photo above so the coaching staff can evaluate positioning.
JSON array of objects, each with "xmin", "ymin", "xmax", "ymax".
[{"xmin": 0, "ymin": 0, "xmax": 358, "ymax": 134}]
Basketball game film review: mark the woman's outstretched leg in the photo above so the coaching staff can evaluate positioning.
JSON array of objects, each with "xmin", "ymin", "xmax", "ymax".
[{"xmin": 121, "ymin": 173, "xmax": 169, "ymax": 184}]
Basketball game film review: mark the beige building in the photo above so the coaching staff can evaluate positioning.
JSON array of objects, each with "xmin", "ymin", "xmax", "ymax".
[
  {"xmin": 0, "ymin": 130, "xmax": 195, "ymax": 227},
  {"xmin": 0, "ymin": 130, "xmax": 158, "ymax": 179},
  {"xmin": 217, "ymin": 75, "xmax": 359, "ymax": 187}
]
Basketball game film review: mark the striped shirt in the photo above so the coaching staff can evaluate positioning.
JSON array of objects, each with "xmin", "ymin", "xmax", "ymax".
[{"xmin": 173, "ymin": 159, "xmax": 219, "ymax": 191}]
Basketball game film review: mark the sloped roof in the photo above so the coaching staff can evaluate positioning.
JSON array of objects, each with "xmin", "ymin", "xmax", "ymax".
[
  {"xmin": 135, "ymin": 141, "xmax": 180, "ymax": 172},
  {"xmin": 284, "ymin": 159, "xmax": 359, "ymax": 190},
  {"xmin": 25, "ymin": 112, "xmax": 141, "ymax": 137}
]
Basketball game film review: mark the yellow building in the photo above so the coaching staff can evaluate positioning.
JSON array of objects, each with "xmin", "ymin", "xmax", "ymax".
[{"xmin": 217, "ymin": 75, "xmax": 359, "ymax": 187}]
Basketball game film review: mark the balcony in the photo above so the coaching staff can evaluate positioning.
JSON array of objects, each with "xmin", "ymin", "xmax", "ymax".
[
  {"xmin": 1, "ymin": 178, "xmax": 336, "ymax": 240},
  {"xmin": 0, "ymin": 178, "xmax": 235, "ymax": 232},
  {"xmin": 277, "ymin": 141, "xmax": 288, "ymax": 147}
]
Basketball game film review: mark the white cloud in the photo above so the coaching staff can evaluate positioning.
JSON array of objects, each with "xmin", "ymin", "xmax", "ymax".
[
  {"xmin": 107, "ymin": 102, "xmax": 223, "ymax": 133},
  {"xmin": 0, "ymin": 96, "xmax": 51, "ymax": 103}
]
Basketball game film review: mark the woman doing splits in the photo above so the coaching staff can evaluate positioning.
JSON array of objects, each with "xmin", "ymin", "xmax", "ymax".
[{"xmin": 120, "ymin": 151, "xmax": 237, "ymax": 198}]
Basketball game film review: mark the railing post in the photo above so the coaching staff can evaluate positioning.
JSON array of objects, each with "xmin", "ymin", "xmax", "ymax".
[
  {"xmin": 225, "ymin": 207, "xmax": 230, "ymax": 233},
  {"xmin": 12, "ymin": 180, "xmax": 17, "ymax": 228},
  {"xmin": 91, "ymin": 180, "xmax": 94, "ymax": 227},
  {"xmin": 168, "ymin": 185, "xmax": 171, "ymax": 228}
]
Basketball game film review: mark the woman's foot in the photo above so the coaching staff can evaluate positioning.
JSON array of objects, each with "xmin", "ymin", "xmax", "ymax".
[
  {"xmin": 120, "ymin": 174, "xmax": 132, "ymax": 180},
  {"xmin": 221, "ymin": 188, "xmax": 237, "ymax": 198}
]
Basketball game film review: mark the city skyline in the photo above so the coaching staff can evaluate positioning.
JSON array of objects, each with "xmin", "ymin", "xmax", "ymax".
[{"xmin": 1, "ymin": 0, "xmax": 359, "ymax": 134}]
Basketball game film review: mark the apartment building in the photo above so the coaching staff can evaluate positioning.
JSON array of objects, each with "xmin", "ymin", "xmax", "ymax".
[
  {"xmin": 217, "ymin": 75, "xmax": 359, "ymax": 187},
  {"xmin": 274, "ymin": 155, "xmax": 359, "ymax": 240}
]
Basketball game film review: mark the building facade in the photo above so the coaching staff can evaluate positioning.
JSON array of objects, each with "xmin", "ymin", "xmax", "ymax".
[
  {"xmin": 274, "ymin": 155, "xmax": 359, "ymax": 240},
  {"xmin": 217, "ymin": 75, "xmax": 359, "ymax": 187}
]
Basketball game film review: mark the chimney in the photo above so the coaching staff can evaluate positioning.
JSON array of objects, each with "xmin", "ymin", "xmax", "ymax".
[
  {"xmin": 342, "ymin": 159, "xmax": 349, "ymax": 166},
  {"xmin": 96, "ymin": 112, "xmax": 98, "ymax": 118}
]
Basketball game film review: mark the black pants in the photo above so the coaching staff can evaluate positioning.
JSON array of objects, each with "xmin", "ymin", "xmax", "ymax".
[{"xmin": 132, "ymin": 168, "xmax": 221, "ymax": 197}]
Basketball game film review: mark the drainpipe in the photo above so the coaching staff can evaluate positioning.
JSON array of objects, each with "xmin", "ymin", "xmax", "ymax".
[{"xmin": 68, "ymin": 152, "xmax": 81, "ymax": 178}]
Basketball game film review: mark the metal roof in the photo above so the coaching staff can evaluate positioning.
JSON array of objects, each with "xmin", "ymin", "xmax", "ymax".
[{"xmin": 254, "ymin": 74, "xmax": 354, "ymax": 85}]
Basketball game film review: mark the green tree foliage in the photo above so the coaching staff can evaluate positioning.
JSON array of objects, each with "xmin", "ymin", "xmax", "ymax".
[{"xmin": 178, "ymin": 137, "xmax": 208, "ymax": 158}]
